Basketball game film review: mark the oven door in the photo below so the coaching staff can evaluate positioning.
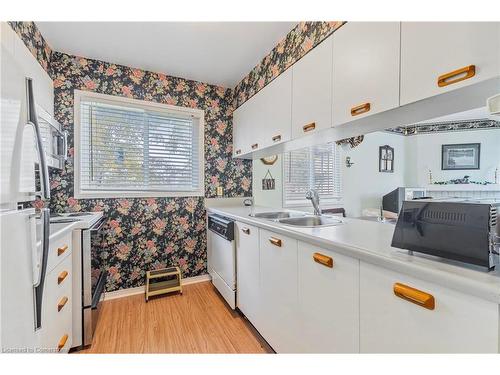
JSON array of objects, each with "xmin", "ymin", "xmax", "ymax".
[
  {"xmin": 91, "ymin": 269, "xmax": 107, "ymax": 340},
  {"xmin": 82, "ymin": 217, "xmax": 107, "ymax": 346}
]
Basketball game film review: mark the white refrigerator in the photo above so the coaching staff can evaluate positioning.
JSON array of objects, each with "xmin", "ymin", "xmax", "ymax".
[{"xmin": 0, "ymin": 25, "xmax": 51, "ymax": 352}]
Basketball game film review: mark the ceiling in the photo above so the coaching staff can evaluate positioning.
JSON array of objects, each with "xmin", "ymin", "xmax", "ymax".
[{"xmin": 36, "ymin": 22, "xmax": 297, "ymax": 88}]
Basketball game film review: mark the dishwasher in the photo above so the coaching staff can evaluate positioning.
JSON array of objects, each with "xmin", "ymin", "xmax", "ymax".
[{"xmin": 207, "ymin": 214, "xmax": 236, "ymax": 309}]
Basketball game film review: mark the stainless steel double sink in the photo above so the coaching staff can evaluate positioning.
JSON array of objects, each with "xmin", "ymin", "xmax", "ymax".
[{"xmin": 250, "ymin": 211, "xmax": 343, "ymax": 227}]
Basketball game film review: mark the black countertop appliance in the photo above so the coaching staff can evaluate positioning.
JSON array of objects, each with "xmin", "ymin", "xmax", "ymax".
[{"xmin": 391, "ymin": 198, "xmax": 500, "ymax": 270}]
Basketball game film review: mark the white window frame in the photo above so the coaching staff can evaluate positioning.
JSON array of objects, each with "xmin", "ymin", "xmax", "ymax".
[
  {"xmin": 282, "ymin": 144, "xmax": 342, "ymax": 208},
  {"xmin": 74, "ymin": 90, "xmax": 205, "ymax": 199}
]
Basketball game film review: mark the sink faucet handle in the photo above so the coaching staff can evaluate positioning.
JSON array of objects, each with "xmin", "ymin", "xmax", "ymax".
[
  {"xmin": 243, "ymin": 197, "xmax": 255, "ymax": 217},
  {"xmin": 243, "ymin": 197, "xmax": 254, "ymax": 207},
  {"xmin": 305, "ymin": 189, "xmax": 318, "ymax": 200}
]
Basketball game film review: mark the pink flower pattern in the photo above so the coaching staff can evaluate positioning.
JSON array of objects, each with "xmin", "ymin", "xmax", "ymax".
[{"xmin": 10, "ymin": 20, "xmax": 344, "ymax": 292}]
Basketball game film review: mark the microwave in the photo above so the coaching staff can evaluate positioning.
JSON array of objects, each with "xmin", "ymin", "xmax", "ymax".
[
  {"xmin": 391, "ymin": 198, "xmax": 500, "ymax": 270},
  {"xmin": 36, "ymin": 104, "xmax": 67, "ymax": 170},
  {"xmin": 382, "ymin": 187, "xmax": 428, "ymax": 214}
]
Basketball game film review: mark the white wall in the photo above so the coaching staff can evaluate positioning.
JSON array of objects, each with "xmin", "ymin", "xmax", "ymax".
[
  {"xmin": 340, "ymin": 132, "xmax": 407, "ymax": 217},
  {"xmin": 251, "ymin": 128, "xmax": 500, "ymax": 216},
  {"xmin": 404, "ymin": 129, "xmax": 500, "ymax": 186},
  {"xmin": 252, "ymin": 132, "xmax": 407, "ymax": 216},
  {"xmin": 252, "ymin": 154, "xmax": 336, "ymax": 213},
  {"xmin": 252, "ymin": 155, "xmax": 283, "ymax": 208}
]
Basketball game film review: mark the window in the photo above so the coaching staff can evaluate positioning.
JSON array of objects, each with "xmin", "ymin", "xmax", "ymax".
[
  {"xmin": 283, "ymin": 143, "xmax": 341, "ymax": 206},
  {"xmin": 74, "ymin": 90, "xmax": 204, "ymax": 198}
]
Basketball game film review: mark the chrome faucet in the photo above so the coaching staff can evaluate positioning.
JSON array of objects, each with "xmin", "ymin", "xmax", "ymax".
[
  {"xmin": 243, "ymin": 197, "xmax": 255, "ymax": 216},
  {"xmin": 305, "ymin": 189, "xmax": 321, "ymax": 216}
]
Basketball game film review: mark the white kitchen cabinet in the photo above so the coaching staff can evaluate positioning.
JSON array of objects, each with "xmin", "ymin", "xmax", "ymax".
[
  {"xmin": 259, "ymin": 229, "xmax": 300, "ymax": 353},
  {"xmin": 10, "ymin": 23, "xmax": 54, "ymax": 116},
  {"xmin": 400, "ymin": 22, "xmax": 500, "ymax": 106},
  {"xmin": 46, "ymin": 231, "xmax": 72, "ymax": 274},
  {"xmin": 235, "ymin": 222, "xmax": 261, "ymax": 326},
  {"xmin": 332, "ymin": 22, "xmax": 400, "ymax": 126},
  {"xmin": 250, "ymin": 69, "xmax": 292, "ymax": 150},
  {"xmin": 232, "ymin": 99, "xmax": 253, "ymax": 156},
  {"xmin": 291, "ymin": 36, "xmax": 333, "ymax": 138},
  {"xmin": 39, "ymin": 248, "xmax": 73, "ymax": 353},
  {"xmin": 360, "ymin": 261, "xmax": 499, "ymax": 353},
  {"xmin": 232, "ymin": 69, "xmax": 292, "ymax": 157},
  {"xmin": 297, "ymin": 242, "xmax": 359, "ymax": 353},
  {"xmin": 1, "ymin": 22, "xmax": 15, "ymax": 56}
]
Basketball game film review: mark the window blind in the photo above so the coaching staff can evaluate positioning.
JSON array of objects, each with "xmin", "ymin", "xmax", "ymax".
[
  {"xmin": 78, "ymin": 99, "xmax": 201, "ymax": 193},
  {"xmin": 283, "ymin": 143, "xmax": 341, "ymax": 205}
]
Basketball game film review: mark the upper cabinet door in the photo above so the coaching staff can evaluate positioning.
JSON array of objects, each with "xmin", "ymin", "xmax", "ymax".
[
  {"xmin": 232, "ymin": 69, "xmax": 292, "ymax": 157},
  {"xmin": 12, "ymin": 26, "xmax": 54, "ymax": 116},
  {"xmin": 292, "ymin": 36, "xmax": 333, "ymax": 138},
  {"xmin": 256, "ymin": 69, "xmax": 292, "ymax": 150},
  {"xmin": 332, "ymin": 22, "xmax": 400, "ymax": 127},
  {"xmin": 232, "ymin": 99, "xmax": 252, "ymax": 157},
  {"xmin": 400, "ymin": 22, "xmax": 500, "ymax": 106}
]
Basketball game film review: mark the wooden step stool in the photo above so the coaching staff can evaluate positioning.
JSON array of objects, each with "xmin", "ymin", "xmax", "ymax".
[{"xmin": 145, "ymin": 266, "xmax": 182, "ymax": 302}]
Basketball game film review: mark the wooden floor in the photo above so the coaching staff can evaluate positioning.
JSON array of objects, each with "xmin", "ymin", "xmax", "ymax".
[{"xmin": 79, "ymin": 281, "xmax": 272, "ymax": 353}]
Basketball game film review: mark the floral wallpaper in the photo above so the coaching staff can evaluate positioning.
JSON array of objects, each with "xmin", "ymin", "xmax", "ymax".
[
  {"xmin": 8, "ymin": 21, "xmax": 53, "ymax": 74},
  {"xmin": 8, "ymin": 20, "xmax": 345, "ymax": 292},
  {"xmin": 8, "ymin": 20, "xmax": 253, "ymax": 291},
  {"xmin": 47, "ymin": 52, "xmax": 252, "ymax": 291},
  {"xmin": 232, "ymin": 21, "xmax": 344, "ymax": 109}
]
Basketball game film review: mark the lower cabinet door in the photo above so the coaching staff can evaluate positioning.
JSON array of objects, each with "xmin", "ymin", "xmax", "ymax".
[
  {"xmin": 259, "ymin": 230, "xmax": 300, "ymax": 353},
  {"xmin": 39, "ymin": 255, "xmax": 73, "ymax": 353},
  {"xmin": 297, "ymin": 242, "xmax": 359, "ymax": 353},
  {"xmin": 360, "ymin": 261, "xmax": 499, "ymax": 353},
  {"xmin": 235, "ymin": 222, "xmax": 260, "ymax": 325}
]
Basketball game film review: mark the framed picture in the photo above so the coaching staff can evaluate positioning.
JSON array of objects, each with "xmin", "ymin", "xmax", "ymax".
[
  {"xmin": 441, "ymin": 143, "xmax": 480, "ymax": 170},
  {"xmin": 379, "ymin": 145, "xmax": 394, "ymax": 173}
]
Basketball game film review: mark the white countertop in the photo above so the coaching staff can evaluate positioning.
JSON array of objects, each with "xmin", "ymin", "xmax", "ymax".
[
  {"xmin": 37, "ymin": 211, "xmax": 104, "ymax": 243},
  {"xmin": 207, "ymin": 205, "xmax": 500, "ymax": 304}
]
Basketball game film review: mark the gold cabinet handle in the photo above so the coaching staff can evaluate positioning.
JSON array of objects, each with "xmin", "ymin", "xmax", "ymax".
[
  {"xmin": 57, "ymin": 334, "xmax": 68, "ymax": 352},
  {"xmin": 57, "ymin": 271, "xmax": 69, "ymax": 285},
  {"xmin": 393, "ymin": 283, "xmax": 435, "ymax": 310},
  {"xmin": 351, "ymin": 102, "xmax": 371, "ymax": 116},
  {"xmin": 57, "ymin": 244, "xmax": 68, "ymax": 256},
  {"xmin": 272, "ymin": 134, "xmax": 282, "ymax": 142},
  {"xmin": 313, "ymin": 252, "xmax": 334, "ymax": 268},
  {"xmin": 302, "ymin": 122, "xmax": 316, "ymax": 132},
  {"xmin": 269, "ymin": 237, "xmax": 282, "ymax": 247},
  {"xmin": 57, "ymin": 296, "xmax": 69, "ymax": 312},
  {"xmin": 437, "ymin": 65, "xmax": 475, "ymax": 87},
  {"xmin": 242, "ymin": 228, "xmax": 250, "ymax": 235},
  {"xmin": 251, "ymin": 143, "xmax": 258, "ymax": 150},
  {"xmin": 235, "ymin": 149, "xmax": 241, "ymax": 155}
]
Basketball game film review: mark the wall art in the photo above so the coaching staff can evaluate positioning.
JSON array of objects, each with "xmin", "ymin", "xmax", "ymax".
[{"xmin": 441, "ymin": 143, "xmax": 480, "ymax": 170}]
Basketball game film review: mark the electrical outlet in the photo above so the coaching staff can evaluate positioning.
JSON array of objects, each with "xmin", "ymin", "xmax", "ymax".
[{"xmin": 216, "ymin": 186, "xmax": 223, "ymax": 196}]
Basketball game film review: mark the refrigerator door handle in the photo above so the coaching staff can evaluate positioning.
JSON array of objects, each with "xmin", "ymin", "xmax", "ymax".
[
  {"xmin": 34, "ymin": 207, "xmax": 50, "ymax": 329},
  {"xmin": 26, "ymin": 78, "xmax": 50, "ymax": 200}
]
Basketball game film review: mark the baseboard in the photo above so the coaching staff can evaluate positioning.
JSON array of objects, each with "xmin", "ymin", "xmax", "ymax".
[{"xmin": 103, "ymin": 274, "xmax": 212, "ymax": 301}]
